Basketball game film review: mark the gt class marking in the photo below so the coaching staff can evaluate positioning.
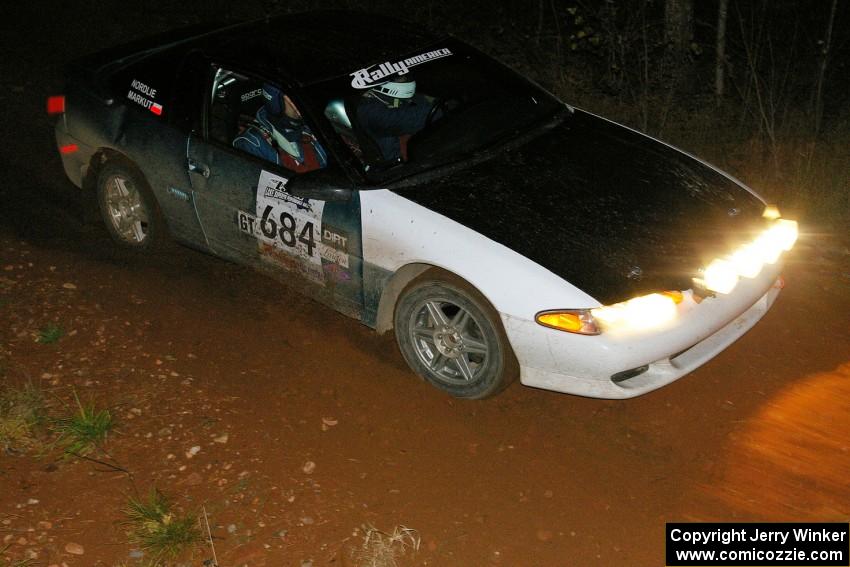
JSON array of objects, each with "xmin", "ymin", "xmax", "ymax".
[{"xmin": 237, "ymin": 210, "xmax": 257, "ymax": 235}]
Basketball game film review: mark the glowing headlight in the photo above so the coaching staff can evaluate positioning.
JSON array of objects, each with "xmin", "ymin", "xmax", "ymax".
[
  {"xmin": 762, "ymin": 205, "xmax": 781, "ymax": 220},
  {"xmin": 771, "ymin": 219, "xmax": 798, "ymax": 251},
  {"xmin": 730, "ymin": 243, "xmax": 764, "ymax": 279},
  {"xmin": 698, "ymin": 216, "xmax": 798, "ymax": 293},
  {"xmin": 703, "ymin": 258, "xmax": 739, "ymax": 294},
  {"xmin": 592, "ymin": 293, "xmax": 678, "ymax": 330},
  {"xmin": 536, "ymin": 292, "xmax": 680, "ymax": 335},
  {"xmin": 752, "ymin": 232, "xmax": 782, "ymax": 265}
]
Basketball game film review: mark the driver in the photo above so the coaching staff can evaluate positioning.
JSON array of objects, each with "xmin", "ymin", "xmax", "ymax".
[
  {"xmin": 233, "ymin": 84, "xmax": 328, "ymax": 173},
  {"xmin": 356, "ymin": 74, "xmax": 436, "ymax": 163}
]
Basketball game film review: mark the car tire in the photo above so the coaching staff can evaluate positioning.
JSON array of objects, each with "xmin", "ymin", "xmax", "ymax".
[
  {"xmin": 96, "ymin": 162, "xmax": 164, "ymax": 251},
  {"xmin": 394, "ymin": 272, "xmax": 517, "ymax": 399}
]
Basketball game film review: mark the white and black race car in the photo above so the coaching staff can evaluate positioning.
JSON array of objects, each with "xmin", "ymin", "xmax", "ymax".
[{"xmin": 50, "ymin": 11, "xmax": 798, "ymax": 399}]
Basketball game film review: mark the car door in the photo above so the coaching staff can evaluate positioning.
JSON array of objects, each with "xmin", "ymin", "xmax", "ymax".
[{"xmin": 185, "ymin": 63, "xmax": 365, "ymax": 319}]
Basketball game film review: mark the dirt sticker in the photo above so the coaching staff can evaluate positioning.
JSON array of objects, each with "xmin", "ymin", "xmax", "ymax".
[{"xmin": 319, "ymin": 224, "xmax": 350, "ymax": 269}]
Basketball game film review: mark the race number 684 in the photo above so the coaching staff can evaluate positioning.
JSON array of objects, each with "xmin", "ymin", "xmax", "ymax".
[{"xmin": 258, "ymin": 205, "xmax": 316, "ymax": 256}]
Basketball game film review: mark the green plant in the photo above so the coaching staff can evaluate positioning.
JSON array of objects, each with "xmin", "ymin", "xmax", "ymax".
[
  {"xmin": 53, "ymin": 391, "xmax": 112, "ymax": 456},
  {"xmin": 36, "ymin": 324, "xmax": 65, "ymax": 344},
  {"xmin": 124, "ymin": 490, "xmax": 203, "ymax": 564},
  {"xmin": 0, "ymin": 382, "xmax": 47, "ymax": 453}
]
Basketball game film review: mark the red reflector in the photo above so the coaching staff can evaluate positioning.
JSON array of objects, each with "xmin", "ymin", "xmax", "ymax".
[
  {"xmin": 59, "ymin": 143, "xmax": 78, "ymax": 154},
  {"xmin": 150, "ymin": 103, "xmax": 163, "ymax": 115},
  {"xmin": 47, "ymin": 95, "xmax": 65, "ymax": 114}
]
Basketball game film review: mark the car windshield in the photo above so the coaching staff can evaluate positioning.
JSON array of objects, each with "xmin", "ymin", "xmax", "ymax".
[{"xmin": 306, "ymin": 41, "xmax": 564, "ymax": 183}]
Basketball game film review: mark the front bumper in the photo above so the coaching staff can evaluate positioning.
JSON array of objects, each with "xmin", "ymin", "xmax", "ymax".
[{"xmin": 502, "ymin": 263, "xmax": 783, "ymax": 398}]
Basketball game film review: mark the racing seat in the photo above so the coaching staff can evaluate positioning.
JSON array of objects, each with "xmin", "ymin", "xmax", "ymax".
[
  {"xmin": 234, "ymin": 83, "xmax": 267, "ymax": 138},
  {"xmin": 343, "ymin": 95, "xmax": 401, "ymax": 171}
]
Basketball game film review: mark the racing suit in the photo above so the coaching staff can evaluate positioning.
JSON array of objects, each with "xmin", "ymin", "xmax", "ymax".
[
  {"xmin": 356, "ymin": 93, "xmax": 434, "ymax": 162},
  {"xmin": 233, "ymin": 107, "xmax": 328, "ymax": 173}
]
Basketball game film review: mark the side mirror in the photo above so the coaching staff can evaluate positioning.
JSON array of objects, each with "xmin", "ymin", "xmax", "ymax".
[{"xmin": 286, "ymin": 168, "xmax": 354, "ymax": 202}]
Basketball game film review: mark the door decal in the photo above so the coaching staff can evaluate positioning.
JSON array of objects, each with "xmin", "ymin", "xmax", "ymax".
[{"xmin": 237, "ymin": 169, "xmax": 351, "ymax": 286}]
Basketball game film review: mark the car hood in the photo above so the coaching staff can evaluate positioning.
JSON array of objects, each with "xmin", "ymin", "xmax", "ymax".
[{"xmin": 391, "ymin": 109, "xmax": 769, "ymax": 305}]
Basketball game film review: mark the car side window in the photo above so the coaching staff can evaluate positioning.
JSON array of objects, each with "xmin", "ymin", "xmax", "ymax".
[{"xmin": 208, "ymin": 67, "xmax": 328, "ymax": 174}]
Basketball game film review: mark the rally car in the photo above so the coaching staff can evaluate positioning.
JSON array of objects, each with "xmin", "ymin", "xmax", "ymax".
[{"xmin": 50, "ymin": 11, "xmax": 798, "ymax": 399}]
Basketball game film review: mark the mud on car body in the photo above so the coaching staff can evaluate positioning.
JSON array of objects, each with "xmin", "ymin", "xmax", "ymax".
[{"xmin": 50, "ymin": 10, "xmax": 798, "ymax": 399}]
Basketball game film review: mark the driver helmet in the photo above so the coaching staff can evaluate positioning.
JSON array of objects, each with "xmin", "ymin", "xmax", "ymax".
[
  {"xmin": 370, "ymin": 74, "xmax": 416, "ymax": 106},
  {"xmin": 262, "ymin": 83, "xmax": 303, "ymax": 129}
]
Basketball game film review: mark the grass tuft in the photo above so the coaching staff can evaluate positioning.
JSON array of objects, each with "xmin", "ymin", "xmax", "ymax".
[
  {"xmin": 53, "ymin": 391, "xmax": 112, "ymax": 456},
  {"xmin": 0, "ymin": 382, "xmax": 47, "ymax": 453},
  {"xmin": 0, "ymin": 544, "xmax": 35, "ymax": 566},
  {"xmin": 36, "ymin": 324, "xmax": 65, "ymax": 344},
  {"xmin": 351, "ymin": 524, "xmax": 420, "ymax": 567},
  {"xmin": 124, "ymin": 490, "xmax": 203, "ymax": 563}
]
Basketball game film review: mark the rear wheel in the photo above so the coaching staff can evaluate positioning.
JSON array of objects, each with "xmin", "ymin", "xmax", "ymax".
[
  {"xmin": 96, "ymin": 162, "xmax": 163, "ymax": 250},
  {"xmin": 394, "ymin": 273, "xmax": 516, "ymax": 399}
]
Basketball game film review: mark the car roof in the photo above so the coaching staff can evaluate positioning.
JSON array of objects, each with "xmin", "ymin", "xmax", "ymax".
[{"xmin": 207, "ymin": 10, "xmax": 446, "ymax": 86}]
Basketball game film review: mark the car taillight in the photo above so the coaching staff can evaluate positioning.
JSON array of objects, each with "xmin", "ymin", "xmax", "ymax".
[{"xmin": 47, "ymin": 95, "xmax": 65, "ymax": 115}]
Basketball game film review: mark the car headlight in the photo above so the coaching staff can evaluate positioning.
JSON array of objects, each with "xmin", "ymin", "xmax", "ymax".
[
  {"xmin": 770, "ymin": 218, "xmax": 798, "ymax": 251},
  {"xmin": 698, "ymin": 214, "xmax": 798, "ymax": 295},
  {"xmin": 536, "ymin": 211, "xmax": 799, "ymax": 333},
  {"xmin": 536, "ymin": 291, "xmax": 683, "ymax": 335},
  {"xmin": 592, "ymin": 292, "xmax": 679, "ymax": 330},
  {"xmin": 703, "ymin": 258, "xmax": 739, "ymax": 295}
]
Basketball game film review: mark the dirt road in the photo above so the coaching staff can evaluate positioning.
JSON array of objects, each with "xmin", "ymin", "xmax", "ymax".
[{"xmin": 2, "ymin": 3, "xmax": 849, "ymax": 566}]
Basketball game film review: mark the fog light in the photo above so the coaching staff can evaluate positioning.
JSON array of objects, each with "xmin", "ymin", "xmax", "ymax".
[
  {"xmin": 611, "ymin": 365, "xmax": 649, "ymax": 383},
  {"xmin": 772, "ymin": 219, "xmax": 798, "ymax": 251},
  {"xmin": 730, "ymin": 243, "xmax": 764, "ymax": 279},
  {"xmin": 704, "ymin": 259, "xmax": 738, "ymax": 294}
]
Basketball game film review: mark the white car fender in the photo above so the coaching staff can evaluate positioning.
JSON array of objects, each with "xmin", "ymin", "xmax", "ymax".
[{"xmin": 360, "ymin": 189, "xmax": 599, "ymax": 318}]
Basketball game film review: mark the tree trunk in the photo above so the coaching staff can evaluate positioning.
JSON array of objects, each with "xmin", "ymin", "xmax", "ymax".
[
  {"xmin": 715, "ymin": 0, "xmax": 729, "ymax": 105},
  {"xmin": 664, "ymin": 0, "xmax": 695, "ymax": 90},
  {"xmin": 814, "ymin": 0, "xmax": 838, "ymax": 136}
]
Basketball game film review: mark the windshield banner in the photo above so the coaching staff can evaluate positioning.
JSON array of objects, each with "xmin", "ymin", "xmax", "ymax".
[{"xmin": 350, "ymin": 48, "xmax": 452, "ymax": 89}]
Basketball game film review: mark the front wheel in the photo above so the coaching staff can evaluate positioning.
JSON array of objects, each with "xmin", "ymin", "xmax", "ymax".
[{"xmin": 394, "ymin": 274, "xmax": 516, "ymax": 399}]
